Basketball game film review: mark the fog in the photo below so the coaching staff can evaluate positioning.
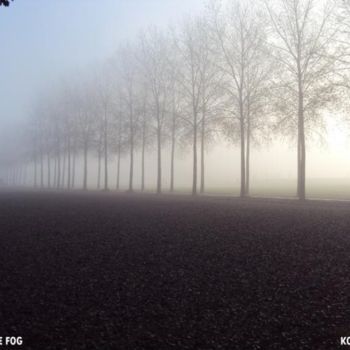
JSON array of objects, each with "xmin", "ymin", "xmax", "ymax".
[{"xmin": 1, "ymin": 0, "xmax": 350, "ymax": 199}]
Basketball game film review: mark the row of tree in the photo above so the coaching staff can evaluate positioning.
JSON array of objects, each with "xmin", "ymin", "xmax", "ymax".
[{"xmin": 2, "ymin": 0, "xmax": 350, "ymax": 200}]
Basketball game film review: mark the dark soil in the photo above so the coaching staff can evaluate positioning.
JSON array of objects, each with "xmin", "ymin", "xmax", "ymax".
[{"xmin": 0, "ymin": 190, "xmax": 350, "ymax": 349}]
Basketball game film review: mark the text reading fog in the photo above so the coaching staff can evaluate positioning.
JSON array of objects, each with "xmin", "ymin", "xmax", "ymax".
[{"xmin": 0, "ymin": 337, "xmax": 23, "ymax": 346}]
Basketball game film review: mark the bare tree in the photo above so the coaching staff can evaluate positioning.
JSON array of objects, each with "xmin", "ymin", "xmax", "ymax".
[
  {"xmin": 75, "ymin": 82, "xmax": 97, "ymax": 190},
  {"xmin": 94, "ymin": 65, "xmax": 116, "ymax": 191},
  {"xmin": 139, "ymin": 28, "xmax": 170, "ymax": 194},
  {"xmin": 175, "ymin": 18, "xmax": 213, "ymax": 195},
  {"xmin": 208, "ymin": 0, "xmax": 273, "ymax": 197},
  {"xmin": 167, "ymin": 70, "xmax": 183, "ymax": 192},
  {"xmin": 137, "ymin": 84, "xmax": 150, "ymax": 192},
  {"xmin": 116, "ymin": 45, "xmax": 140, "ymax": 192},
  {"xmin": 264, "ymin": 0, "xmax": 338, "ymax": 200}
]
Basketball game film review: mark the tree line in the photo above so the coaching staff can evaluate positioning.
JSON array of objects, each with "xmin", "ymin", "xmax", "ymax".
[{"xmin": 2, "ymin": 0, "xmax": 350, "ymax": 200}]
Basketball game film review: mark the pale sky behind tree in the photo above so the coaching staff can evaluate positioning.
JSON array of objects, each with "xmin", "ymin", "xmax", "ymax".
[{"xmin": 0, "ymin": 0, "xmax": 205, "ymax": 128}]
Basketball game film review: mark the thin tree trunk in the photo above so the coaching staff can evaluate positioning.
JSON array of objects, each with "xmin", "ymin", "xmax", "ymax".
[
  {"xmin": 116, "ymin": 120, "xmax": 121, "ymax": 191},
  {"xmin": 57, "ymin": 148, "xmax": 61, "ymax": 190},
  {"xmin": 56, "ymin": 137, "xmax": 61, "ymax": 190},
  {"xmin": 129, "ymin": 128, "xmax": 134, "ymax": 192},
  {"xmin": 246, "ymin": 110, "xmax": 250, "ymax": 197},
  {"xmin": 17, "ymin": 166, "xmax": 22, "ymax": 186},
  {"xmin": 72, "ymin": 141, "xmax": 76, "ymax": 189},
  {"xmin": 71, "ymin": 138, "xmax": 77, "ymax": 189},
  {"xmin": 299, "ymin": 116, "xmax": 306, "ymax": 200},
  {"xmin": 129, "ymin": 103, "xmax": 134, "ymax": 192},
  {"xmin": 141, "ymin": 120, "xmax": 146, "ymax": 192},
  {"xmin": 62, "ymin": 144, "xmax": 66, "ymax": 189},
  {"xmin": 67, "ymin": 137, "xmax": 71, "ymax": 190},
  {"xmin": 157, "ymin": 124, "xmax": 162, "ymax": 194},
  {"xmin": 13, "ymin": 167, "xmax": 16, "ymax": 186},
  {"xmin": 297, "ymin": 132, "xmax": 301, "ymax": 197},
  {"xmin": 240, "ymin": 118, "xmax": 246, "ymax": 198},
  {"xmin": 298, "ymin": 72, "xmax": 306, "ymax": 200},
  {"xmin": 104, "ymin": 110, "xmax": 108, "ymax": 191},
  {"xmin": 34, "ymin": 155, "xmax": 37, "ymax": 188},
  {"xmin": 47, "ymin": 153, "xmax": 51, "ymax": 189},
  {"xmin": 22, "ymin": 164, "xmax": 26, "ymax": 186},
  {"xmin": 116, "ymin": 143, "xmax": 121, "ymax": 191},
  {"xmin": 239, "ymin": 90, "xmax": 246, "ymax": 198},
  {"xmin": 40, "ymin": 147, "xmax": 44, "ymax": 189},
  {"xmin": 170, "ymin": 115, "xmax": 176, "ymax": 192},
  {"xmin": 192, "ymin": 115, "xmax": 198, "ymax": 196},
  {"xmin": 97, "ymin": 149, "xmax": 101, "ymax": 190},
  {"xmin": 200, "ymin": 111, "xmax": 205, "ymax": 194},
  {"xmin": 53, "ymin": 154, "xmax": 57, "ymax": 188},
  {"xmin": 83, "ymin": 141, "xmax": 88, "ymax": 190}
]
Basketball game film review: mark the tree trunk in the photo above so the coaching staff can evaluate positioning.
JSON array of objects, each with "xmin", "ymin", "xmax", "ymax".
[
  {"xmin": 56, "ymin": 137, "xmax": 61, "ymax": 190},
  {"xmin": 53, "ymin": 154, "xmax": 57, "ymax": 188},
  {"xmin": 40, "ymin": 147, "xmax": 44, "ymax": 189},
  {"xmin": 72, "ymin": 145, "xmax": 76, "ymax": 189},
  {"xmin": 239, "ymin": 91, "xmax": 246, "ymax": 198},
  {"xmin": 23, "ymin": 164, "xmax": 27, "ymax": 186},
  {"xmin": 245, "ymin": 110, "xmax": 250, "ymax": 197},
  {"xmin": 67, "ymin": 137, "xmax": 71, "ymax": 190},
  {"xmin": 104, "ymin": 111, "xmax": 108, "ymax": 191},
  {"xmin": 13, "ymin": 167, "xmax": 16, "ymax": 186},
  {"xmin": 116, "ymin": 143, "xmax": 121, "ymax": 191},
  {"xmin": 47, "ymin": 153, "xmax": 51, "ymax": 189},
  {"xmin": 141, "ymin": 121, "xmax": 146, "ymax": 192},
  {"xmin": 129, "ymin": 125, "xmax": 134, "ymax": 192},
  {"xmin": 192, "ymin": 115, "xmax": 198, "ymax": 196},
  {"xmin": 157, "ymin": 125, "xmax": 162, "ymax": 194},
  {"xmin": 298, "ymin": 74, "xmax": 306, "ymax": 200},
  {"xmin": 62, "ymin": 145, "xmax": 66, "ymax": 189},
  {"xmin": 299, "ymin": 114, "xmax": 306, "ymax": 200},
  {"xmin": 240, "ymin": 119, "xmax": 246, "ymax": 198},
  {"xmin": 17, "ymin": 166, "xmax": 22, "ymax": 186},
  {"xmin": 97, "ymin": 149, "xmax": 101, "ymax": 190},
  {"xmin": 141, "ymin": 147, "xmax": 145, "ymax": 192},
  {"xmin": 83, "ymin": 141, "xmax": 88, "ymax": 191},
  {"xmin": 57, "ymin": 148, "xmax": 61, "ymax": 190},
  {"xmin": 116, "ymin": 120, "xmax": 121, "ymax": 191},
  {"xmin": 200, "ymin": 111, "xmax": 205, "ymax": 194},
  {"xmin": 297, "ymin": 131, "xmax": 301, "ymax": 197},
  {"xmin": 34, "ymin": 155, "xmax": 37, "ymax": 188},
  {"xmin": 170, "ymin": 115, "xmax": 175, "ymax": 192}
]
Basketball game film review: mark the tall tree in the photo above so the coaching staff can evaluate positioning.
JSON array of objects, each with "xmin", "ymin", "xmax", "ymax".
[
  {"xmin": 208, "ymin": 0, "xmax": 273, "ymax": 197},
  {"xmin": 176, "ymin": 18, "xmax": 214, "ymax": 195},
  {"xmin": 139, "ymin": 28, "xmax": 170, "ymax": 194},
  {"xmin": 264, "ymin": 0, "xmax": 338, "ymax": 200},
  {"xmin": 116, "ymin": 45, "xmax": 139, "ymax": 192}
]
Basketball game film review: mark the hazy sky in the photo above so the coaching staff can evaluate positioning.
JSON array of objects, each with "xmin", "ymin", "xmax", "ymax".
[{"xmin": 0, "ymin": 0, "xmax": 204, "ymax": 130}]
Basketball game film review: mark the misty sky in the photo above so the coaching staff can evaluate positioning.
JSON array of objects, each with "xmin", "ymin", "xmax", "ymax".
[
  {"xmin": 0, "ymin": 0, "xmax": 204, "ymax": 129},
  {"xmin": 1, "ymin": 0, "xmax": 350, "ymax": 189}
]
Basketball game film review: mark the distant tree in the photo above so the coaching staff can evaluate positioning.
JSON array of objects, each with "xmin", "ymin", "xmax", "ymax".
[
  {"xmin": 175, "ymin": 18, "xmax": 213, "ymax": 196},
  {"xmin": 137, "ymin": 83, "xmax": 150, "ymax": 192},
  {"xmin": 95, "ymin": 65, "xmax": 115, "ymax": 191},
  {"xmin": 139, "ymin": 28, "xmax": 170, "ymax": 194},
  {"xmin": 166, "ymin": 61, "xmax": 183, "ymax": 193},
  {"xmin": 115, "ymin": 45, "xmax": 140, "ymax": 192},
  {"xmin": 75, "ymin": 82, "xmax": 97, "ymax": 190},
  {"xmin": 110, "ymin": 92, "xmax": 127, "ymax": 191}
]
